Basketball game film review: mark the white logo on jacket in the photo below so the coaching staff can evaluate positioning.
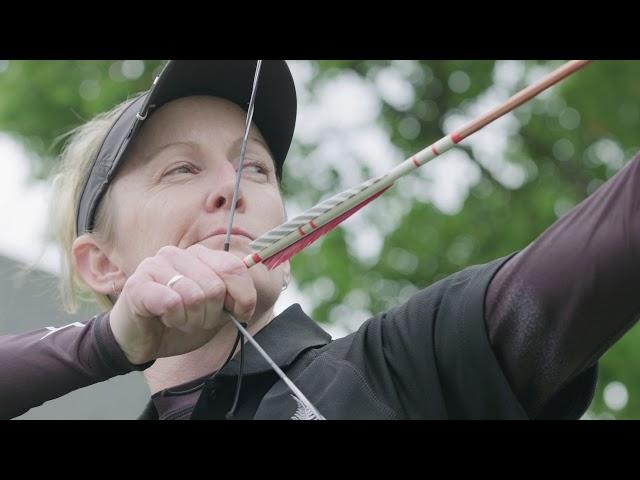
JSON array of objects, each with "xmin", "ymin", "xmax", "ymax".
[
  {"xmin": 290, "ymin": 394, "xmax": 322, "ymax": 420},
  {"xmin": 39, "ymin": 322, "xmax": 86, "ymax": 340}
]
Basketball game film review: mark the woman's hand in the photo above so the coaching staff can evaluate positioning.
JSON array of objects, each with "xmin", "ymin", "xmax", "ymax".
[{"xmin": 108, "ymin": 244, "xmax": 257, "ymax": 365}]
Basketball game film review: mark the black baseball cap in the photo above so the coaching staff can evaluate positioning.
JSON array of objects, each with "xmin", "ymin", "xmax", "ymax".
[{"xmin": 75, "ymin": 60, "xmax": 297, "ymax": 237}]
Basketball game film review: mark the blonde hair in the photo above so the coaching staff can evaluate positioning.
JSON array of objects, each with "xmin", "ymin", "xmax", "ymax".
[{"xmin": 49, "ymin": 98, "xmax": 136, "ymax": 314}]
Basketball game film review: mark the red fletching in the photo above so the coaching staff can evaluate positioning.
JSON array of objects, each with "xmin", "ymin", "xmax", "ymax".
[{"xmin": 262, "ymin": 185, "xmax": 393, "ymax": 270}]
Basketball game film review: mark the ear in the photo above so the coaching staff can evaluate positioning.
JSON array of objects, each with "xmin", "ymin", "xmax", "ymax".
[{"xmin": 72, "ymin": 234, "xmax": 126, "ymax": 296}]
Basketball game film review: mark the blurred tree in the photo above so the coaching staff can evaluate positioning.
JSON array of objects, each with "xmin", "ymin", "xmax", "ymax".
[
  {"xmin": 0, "ymin": 60, "xmax": 164, "ymax": 178},
  {"xmin": 0, "ymin": 59, "xmax": 637, "ymax": 419}
]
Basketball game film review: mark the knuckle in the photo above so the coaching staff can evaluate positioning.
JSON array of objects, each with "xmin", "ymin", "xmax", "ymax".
[
  {"xmin": 219, "ymin": 255, "xmax": 246, "ymax": 275},
  {"xmin": 138, "ymin": 256, "xmax": 158, "ymax": 271},
  {"xmin": 187, "ymin": 243, "xmax": 207, "ymax": 255},
  {"xmin": 122, "ymin": 275, "xmax": 140, "ymax": 292},
  {"xmin": 164, "ymin": 294, "xmax": 183, "ymax": 312},
  {"xmin": 126, "ymin": 278, "xmax": 151, "ymax": 302},
  {"xmin": 237, "ymin": 292, "xmax": 257, "ymax": 316},
  {"xmin": 245, "ymin": 296, "xmax": 257, "ymax": 313},
  {"xmin": 190, "ymin": 247, "xmax": 245, "ymax": 275},
  {"xmin": 162, "ymin": 303, "xmax": 185, "ymax": 326},
  {"xmin": 164, "ymin": 295, "xmax": 182, "ymax": 312},
  {"xmin": 157, "ymin": 245, "xmax": 182, "ymax": 258},
  {"xmin": 183, "ymin": 289, "xmax": 206, "ymax": 308},
  {"xmin": 241, "ymin": 302, "xmax": 256, "ymax": 317},
  {"xmin": 205, "ymin": 280, "xmax": 226, "ymax": 299}
]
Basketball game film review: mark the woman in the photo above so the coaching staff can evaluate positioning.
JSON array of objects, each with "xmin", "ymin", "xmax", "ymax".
[{"xmin": 1, "ymin": 60, "xmax": 638, "ymax": 419}]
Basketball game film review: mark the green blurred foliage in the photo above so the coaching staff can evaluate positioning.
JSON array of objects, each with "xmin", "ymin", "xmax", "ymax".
[
  {"xmin": 0, "ymin": 60, "xmax": 164, "ymax": 178},
  {"xmin": 291, "ymin": 60, "xmax": 640, "ymax": 420},
  {"xmin": 0, "ymin": 60, "xmax": 638, "ymax": 419}
]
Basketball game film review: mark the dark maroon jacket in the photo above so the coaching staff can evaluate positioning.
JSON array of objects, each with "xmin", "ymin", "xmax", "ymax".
[{"xmin": 2, "ymin": 154, "xmax": 640, "ymax": 420}]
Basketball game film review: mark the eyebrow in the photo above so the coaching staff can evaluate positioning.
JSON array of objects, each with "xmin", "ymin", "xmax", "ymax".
[
  {"xmin": 140, "ymin": 135, "xmax": 272, "ymax": 170},
  {"xmin": 142, "ymin": 141, "xmax": 198, "ymax": 165},
  {"xmin": 228, "ymin": 135, "xmax": 271, "ymax": 158}
]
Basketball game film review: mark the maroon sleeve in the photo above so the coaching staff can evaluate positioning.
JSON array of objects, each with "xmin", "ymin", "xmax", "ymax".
[
  {"xmin": 485, "ymin": 153, "xmax": 640, "ymax": 417},
  {"xmin": 0, "ymin": 312, "xmax": 154, "ymax": 419}
]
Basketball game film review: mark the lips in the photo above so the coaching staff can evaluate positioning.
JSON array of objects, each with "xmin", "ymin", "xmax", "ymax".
[{"xmin": 200, "ymin": 227, "xmax": 254, "ymax": 243}]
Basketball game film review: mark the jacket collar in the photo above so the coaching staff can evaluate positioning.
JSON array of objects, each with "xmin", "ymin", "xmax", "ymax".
[{"xmin": 217, "ymin": 303, "xmax": 331, "ymax": 376}]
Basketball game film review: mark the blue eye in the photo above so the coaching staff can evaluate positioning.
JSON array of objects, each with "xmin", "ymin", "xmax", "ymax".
[
  {"xmin": 165, "ymin": 163, "xmax": 197, "ymax": 176},
  {"xmin": 239, "ymin": 162, "xmax": 268, "ymax": 176}
]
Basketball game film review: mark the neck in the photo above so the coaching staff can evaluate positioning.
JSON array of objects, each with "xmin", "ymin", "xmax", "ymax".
[{"xmin": 143, "ymin": 306, "xmax": 276, "ymax": 395}]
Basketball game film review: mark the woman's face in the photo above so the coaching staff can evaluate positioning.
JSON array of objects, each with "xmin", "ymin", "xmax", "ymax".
[{"xmin": 105, "ymin": 95, "xmax": 289, "ymax": 317}]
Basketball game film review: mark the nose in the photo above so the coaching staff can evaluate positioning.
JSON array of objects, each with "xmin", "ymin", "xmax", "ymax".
[{"xmin": 205, "ymin": 165, "xmax": 246, "ymax": 213}]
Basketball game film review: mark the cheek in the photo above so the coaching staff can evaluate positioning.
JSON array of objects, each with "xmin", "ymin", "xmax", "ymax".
[
  {"xmin": 252, "ymin": 186, "xmax": 286, "ymax": 225},
  {"xmin": 111, "ymin": 187, "xmax": 194, "ymax": 267},
  {"xmin": 140, "ymin": 196, "xmax": 193, "ymax": 248}
]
